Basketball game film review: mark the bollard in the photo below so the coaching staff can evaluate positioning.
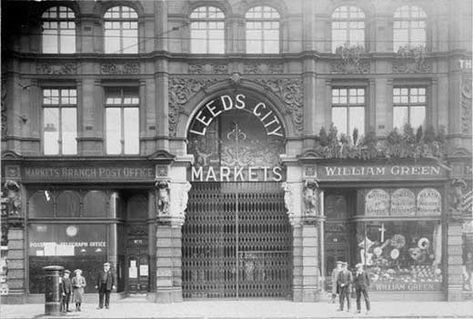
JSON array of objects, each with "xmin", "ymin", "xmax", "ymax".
[{"xmin": 43, "ymin": 265, "xmax": 64, "ymax": 316}]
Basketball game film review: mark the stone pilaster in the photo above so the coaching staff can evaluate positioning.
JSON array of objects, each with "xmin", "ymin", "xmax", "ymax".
[
  {"xmin": 154, "ymin": 159, "xmax": 191, "ymax": 303},
  {"xmin": 447, "ymin": 222, "xmax": 463, "ymax": 301}
]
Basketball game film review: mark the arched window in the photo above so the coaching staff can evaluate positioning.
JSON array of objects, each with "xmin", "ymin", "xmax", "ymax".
[
  {"xmin": 245, "ymin": 6, "xmax": 280, "ymax": 54},
  {"xmin": 104, "ymin": 6, "xmax": 138, "ymax": 54},
  {"xmin": 28, "ymin": 191, "xmax": 54, "ymax": 217},
  {"xmin": 56, "ymin": 191, "xmax": 80, "ymax": 217},
  {"xmin": 393, "ymin": 5, "xmax": 427, "ymax": 52},
  {"xmin": 83, "ymin": 191, "xmax": 108, "ymax": 217},
  {"xmin": 41, "ymin": 6, "xmax": 76, "ymax": 53},
  {"xmin": 331, "ymin": 6, "xmax": 365, "ymax": 52},
  {"xmin": 190, "ymin": 6, "xmax": 225, "ymax": 54}
]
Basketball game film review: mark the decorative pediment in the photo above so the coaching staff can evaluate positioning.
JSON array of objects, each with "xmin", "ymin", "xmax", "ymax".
[
  {"xmin": 1, "ymin": 150, "xmax": 22, "ymax": 160},
  {"xmin": 147, "ymin": 150, "xmax": 175, "ymax": 161}
]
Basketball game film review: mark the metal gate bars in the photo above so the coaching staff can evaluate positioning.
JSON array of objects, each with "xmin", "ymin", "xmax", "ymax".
[{"xmin": 182, "ymin": 182, "xmax": 293, "ymax": 299}]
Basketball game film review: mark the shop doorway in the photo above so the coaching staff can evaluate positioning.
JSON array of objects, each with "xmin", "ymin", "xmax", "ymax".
[
  {"xmin": 182, "ymin": 182, "xmax": 292, "ymax": 299},
  {"xmin": 126, "ymin": 237, "xmax": 149, "ymax": 293}
]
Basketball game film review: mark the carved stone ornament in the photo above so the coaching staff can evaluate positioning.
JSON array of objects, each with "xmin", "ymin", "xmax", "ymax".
[
  {"xmin": 3, "ymin": 180, "xmax": 21, "ymax": 217},
  {"xmin": 100, "ymin": 63, "xmax": 140, "ymax": 75},
  {"xmin": 155, "ymin": 179, "xmax": 170, "ymax": 216},
  {"xmin": 244, "ymin": 63, "xmax": 284, "ymax": 74},
  {"xmin": 1, "ymin": 75, "xmax": 6, "ymax": 137},
  {"xmin": 168, "ymin": 77, "xmax": 223, "ymax": 136},
  {"xmin": 36, "ymin": 63, "xmax": 77, "ymax": 75},
  {"xmin": 303, "ymin": 180, "xmax": 319, "ymax": 216},
  {"xmin": 282, "ymin": 182, "xmax": 303, "ymax": 226},
  {"xmin": 253, "ymin": 78, "xmax": 303, "ymax": 133},
  {"xmin": 461, "ymin": 75, "xmax": 472, "ymax": 134},
  {"xmin": 175, "ymin": 182, "xmax": 192, "ymax": 227},
  {"xmin": 447, "ymin": 178, "xmax": 470, "ymax": 215},
  {"xmin": 189, "ymin": 63, "xmax": 228, "ymax": 74},
  {"xmin": 393, "ymin": 45, "xmax": 432, "ymax": 73}
]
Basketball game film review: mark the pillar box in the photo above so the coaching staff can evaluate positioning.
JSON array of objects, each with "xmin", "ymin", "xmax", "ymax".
[{"xmin": 43, "ymin": 265, "xmax": 64, "ymax": 315}]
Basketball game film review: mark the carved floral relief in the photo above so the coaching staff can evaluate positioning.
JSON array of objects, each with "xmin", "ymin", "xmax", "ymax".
[{"xmin": 36, "ymin": 63, "xmax": 77, "ymax": 75}]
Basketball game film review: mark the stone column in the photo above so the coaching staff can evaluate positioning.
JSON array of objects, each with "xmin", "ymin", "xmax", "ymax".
[
  {"xmin": 303, "ymin": 57, "xmax": 317, "ymax": 151},
  {"xmin": 154, "ymin": 159, "xmax": 192, "ymax": 303}
]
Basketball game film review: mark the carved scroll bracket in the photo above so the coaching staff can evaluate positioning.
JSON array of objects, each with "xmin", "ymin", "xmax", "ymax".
[{"xmin": 160, "ymin": 181, "xmax": 192, "ymax": 228}]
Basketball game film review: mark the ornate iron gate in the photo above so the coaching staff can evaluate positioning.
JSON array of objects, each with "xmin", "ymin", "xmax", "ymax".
[{"xmin": 182, "ymin": 182, "xmax": 292, "ymax": 299}]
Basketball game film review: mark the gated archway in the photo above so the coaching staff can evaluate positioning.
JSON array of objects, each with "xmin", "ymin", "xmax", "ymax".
[{"xmin": 181, "ymin": 90, "xmax": 293, "ymax": 299}]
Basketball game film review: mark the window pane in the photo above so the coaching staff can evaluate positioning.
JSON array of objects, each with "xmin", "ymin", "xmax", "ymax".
[
  {"xmin": 393, "ymin": 29, "xmax": 408, "ymax": 51},
  {"xmin": 105, "ymin": 30, "xmax": 120, "ymax": 53},
  {"xmin": 61, "ymin": 108, "xmax": 77, "ymax": 155},
  {"xmin": 43, "ymin": 108, "xmax": 59, "ymax": 155},
  {"xmin": 264, "ymin": 29, "xmax": 279, "ymax": 53},
  {"xmin": 42, "ymin": 31, "xmax": 58, "ymax": 53},
  {"xmin": 349, "ymin": 107, "xmax": 365, "ymax": 135},
  {"xmin": 332, "ymin": 107, "xmax": 347, "ymax": 136},
  {"xmin": 106, "ymin": 108, "xmax": 122, "ymax": 154},
  {"xmin": 191, "ymin": 28, "xmax": 206, "ymax": 53},
  {"xmin": 332, "ymin": 29, "xmax": 345, "ymax": 52},
  {"xmin": 246, "ymin": 29, "xmax": 262, "ymax": 53},
  {"xmin": 60, "ymin": 29, "xmax": 76, "ymax": 53},
  {"xmin": 208, "ymin": 29, "xmax": 224, "ymax": 54},
  {"xmin": 124, "ymin": 108, "xmax": 139, "ymax": 154},
  {"xmin": 122, "ymin": 29, "xmax": 138, "ymax": 53},
  {"xmin": 410, "ymin": 106, "xmax": 426, "ymax": 130},
  {"xmin": 393, "ymin": 106, "xmax": 408, "ymax": 129}
]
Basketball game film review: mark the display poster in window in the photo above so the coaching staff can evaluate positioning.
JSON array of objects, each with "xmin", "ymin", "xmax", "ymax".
[
  {"xmin": 139, "ymin": 265, "xmax": 148, "ymax": 277},
  {"xmin": 391, "ymin": 188, "xmax": 416, "ymax": 216},
  {"xmin": 417, "ymin": 188, "xmax": 441, "ymax": 215},
  {"xmin": 129, "ymin": 266, "xmax": 138, "ymax": 279},
  {"xmin": 365, "ymin": 189, "xmax": 390, "ymax": 216}
]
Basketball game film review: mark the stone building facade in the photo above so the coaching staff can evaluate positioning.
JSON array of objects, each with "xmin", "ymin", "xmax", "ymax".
[{"xmin": 1, "ymin": 0, "xmax": 472, "ymax": 303}]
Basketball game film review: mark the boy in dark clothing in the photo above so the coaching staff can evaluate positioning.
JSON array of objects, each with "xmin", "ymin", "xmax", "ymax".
[
  {"xmin": 60, "ymin": 270, "xmax": 73, "ymax": 313},
  {"xmin": 354, "ymin": 263, "xmax": 370, "ymax": 314}
]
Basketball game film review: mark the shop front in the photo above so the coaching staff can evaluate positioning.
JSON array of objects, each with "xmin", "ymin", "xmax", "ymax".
[
  {"xmin": 1, "ymin": 156, "xmax": 174, "ymax": 302},
  {"xmin": 303, "ymin": 160, "xmax": 449, "ymax": 300}
]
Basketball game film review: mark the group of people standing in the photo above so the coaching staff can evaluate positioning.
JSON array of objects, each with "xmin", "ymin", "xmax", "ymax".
[
  {"xmin": 59, "ymin": 269, "xmax": 86, "ymax": 313},
  {"xmin": 58, "ymin": 262, "xmax": 117, "ymax": 313},
  {"xmin": 331, "ymin": 261, "xmax": 371, "ymax": 315}
]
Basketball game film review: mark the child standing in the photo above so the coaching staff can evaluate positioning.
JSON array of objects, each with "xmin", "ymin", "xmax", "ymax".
[{"xmin": 72, "ymin": 269, "xmax": 86, "ymax": 311}]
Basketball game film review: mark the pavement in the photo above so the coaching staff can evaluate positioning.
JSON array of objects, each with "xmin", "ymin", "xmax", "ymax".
[{"xmin": 1, "ymin": 300, "xmax": 473, "ymax": 319}]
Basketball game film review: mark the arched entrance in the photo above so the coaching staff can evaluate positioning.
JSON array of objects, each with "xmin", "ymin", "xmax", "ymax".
[{"xmin": 182, "ymin": 91, "xmax": 293, "ymax": 299}]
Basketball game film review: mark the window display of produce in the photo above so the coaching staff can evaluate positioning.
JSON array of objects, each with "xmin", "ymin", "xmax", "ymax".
[{"xmin": 357, "ymin": 221, "xmax": 442, "ymax": 291}]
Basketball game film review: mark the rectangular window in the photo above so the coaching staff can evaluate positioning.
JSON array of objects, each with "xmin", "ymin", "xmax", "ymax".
[
  {"xmin": 393, "ymin": 87, "xmax": 426, "ymax": 130},
  {"xmin": 105, "ymin": 88, "xmax": 139, "ymax": 155},
  {"xmin": 331, "ymin": 88, "xmax": 366, "ymax": 138},
  {"xmin": 42, "ymin": 89, "xmax": 77, "ymax": 155}
]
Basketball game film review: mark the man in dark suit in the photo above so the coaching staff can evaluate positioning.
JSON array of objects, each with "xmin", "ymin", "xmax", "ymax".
[
  {"xmin": 354, "ymin": 263, "xmax": 370, "ymax": 314},
  {"xmin": 60, "ymin": 270, "xmax": 73, "ymax": 313},
  {"xmin": 336, "ymin": 262, "xmax": 353, "ymax": 312},
  {"xmin": 95, "ymin": 262, "xmax": 116, "ymax": 309}
]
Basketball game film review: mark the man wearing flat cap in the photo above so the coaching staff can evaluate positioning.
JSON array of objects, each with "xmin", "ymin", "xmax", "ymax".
[
  {"xmin": 336, "ymin": 262, "xmax": 353, "ymax": 312},
  {"xmin": 354, "ymin": 263, "xmax": 370, "ymax": 314},
  {"xmin": 330, "ymin": 261, "xmax": 343, "ymax": 303},
  {"xmin": 95, "ymin": 262, "xmax": 116, "ymax": 309}
]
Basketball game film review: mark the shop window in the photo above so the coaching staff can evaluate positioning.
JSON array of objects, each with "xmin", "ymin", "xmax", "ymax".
[
  {"xmin": 42, "ymin": 89, "xmax": 77, "ymax": 155},
  {"xmin": 393, "ymin": 87, "xmax": 426, "ymax": 131},
  {"xmin": 393, "ymin": 5, "xmax": 427, "ymax": 52},
  {"xmin": 331, "ymin": 88, "xmax": 365, "ymax": 138},
  {"xmin": 105, "ymin": 88, "xmax": 140, "ymax": 155},
  {"xmin": 245, "ymin": 6, "xmax": 280, "ymax": 54},
  {"xmin": 104, "ymin": 6, "xmax": 138, "ymax": 54},
  {"xmin": 41, "ymin": 6, "xmax": 76, "ymax": 54},
  {"xmin": 28, "ymin": 191, "xmax": 54, "ymax": 218},
  {"xmin": 356, "ymin": 221, "xmax": 442, "ymax": 291},
  {"xmin": 127, "ymin": 194, "xmax": 148, "ymax": 220},
  {"xmin": 331, "ymin": 6, "xmax": 365, "ymax": 53},
  {"xmin": 29, "ymin": 224, "xmax": 108, "ymax": 293},
  {"xmin": 83, "ymin": 191, "xmax": 108, "ymax": 217},
  {"xmin": 190, "ymin": 6, "xmax": 225, "ymax": 54},
  {"xmin": 56, "ymin": 191, "xmax": 80, "ymax": 217}
]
